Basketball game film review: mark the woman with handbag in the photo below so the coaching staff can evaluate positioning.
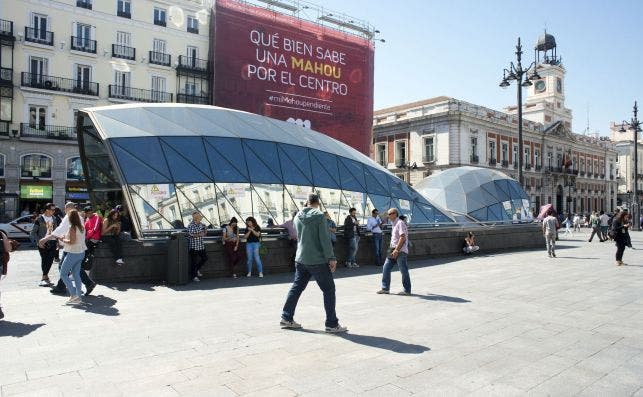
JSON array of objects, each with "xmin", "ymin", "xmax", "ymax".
[
  {"xmin": 244, "ymin": 217, "xmax": 264, "ymax": 278},
  {"xmin": 222, "ymin": 217, "xmax": 240, "ymax": 278}
]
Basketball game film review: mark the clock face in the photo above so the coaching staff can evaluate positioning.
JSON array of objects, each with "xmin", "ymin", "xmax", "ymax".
[
  {"xmin": 556, "ymin": 78, "xmax": 562, "ymax": 93},
  {"xmin": 535, "ymin": 80, "xmax": 546, "ymax": 93}
]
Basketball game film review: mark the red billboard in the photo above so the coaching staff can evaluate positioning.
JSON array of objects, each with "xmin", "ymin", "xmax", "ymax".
[{"xmin": 212, "ymin": 0, "xmax": 375, "ymax": 155}]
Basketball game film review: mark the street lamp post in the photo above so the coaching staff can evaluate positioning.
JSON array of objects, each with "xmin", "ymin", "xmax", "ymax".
[
  {"xmin": 619, "ymin": 101, "xmax": 641, "ymax": 231},
  {"xmin": 499, "ymin": 37, "xmax": 541, "ymax": 188}
]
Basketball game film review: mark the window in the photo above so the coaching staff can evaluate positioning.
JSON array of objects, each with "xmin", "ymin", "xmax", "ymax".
[
  {"xmin": 75, "ymin": 64, "xmax": 92, "ymax": 92},
  {"xmin": 184, "ymin": 82, "xmax": 196, "ymax": 96},
  {"xmin": 154, "ymin": 8, "xmax": 166, "ymax": 26},
  {"xmin": 376, "ymin": 143, "xmax": 386, "ymax": 166},
  {"xmin": 512, "ymin": 145, "xmax": 518, "ymax": 166},
  {"xmin": 395, "ymin": 140, "xmax": 407, "ymax": 166},
  {"xmin": 470, "ymin": 136, "xmax": 477, "ymax": 157},
  {"xmin": 187, "ymin": 46, "xmax": 198, "ymax": 66},
  {"xmin": 501, "ymin": 142, "xmax": 508, "ymax": 162},
  {"xmin": 72, "ymin": 23, "xmax": 94, "ymax": 52},
  {"xmin": 581, "ymin": 159, "xmax": 585, "ymax": 173},
  {"xmin": 29, "ymin": 56, "xmax": 48, "ymax": 80},
  {"xmin": 547, "ymin": 152, "xmax": 553, "ymax": 167},
  {"xmin": 77, "ymin": 0, "xmax": 92, "ymax": 9},
  {"xmin": 114, "ymin": 31, "xmax": 133, "ymax": 59},
  {"xmin": 66, "ymin": 157, "xmax": 84, "ymax": 180},
  {"xmin": 524, "ymin": 147, "xmax": 531, "ymax": 166},
  {"xmin": 117, "ymin": 0, "xmax": 131, "ymax": 18},
  {"xmin": 29, "ymin": 13, "xmax": 49, "ymax": 42},
  {"xmin": 0, "ymin": 153, "xmax": 5, "ymax": 178},
  {"xmin": 21, "ymin": 154, "xmax": 52, "ymax": 178},
  {"xmin": 151, "ymin": 76, "xmax": 166, "ymax": 92},
  {"xmin": 28, "ymin": 105, "xmax": 47, "ymax": 129},
  {"xmin": 113, "ymin": 70, "xmax": 131, "ymax": 97},
  {"xmin": 488, "ymin": 141, "xmax": 496, "ymax": 160},
  {"xmin": 424, "ymin": 136, "xmax": 434, "ymax": 162},
  {"xmin": 187, "ymin": 16, "xmax": 198, "ymax": 34},
  {"xmin": 535, "ymin": 149, "xmax": 540, "ymax": 167},
  {"xmin": 153, "ymin": 39, "xmax": 166, "ymax": 54}
]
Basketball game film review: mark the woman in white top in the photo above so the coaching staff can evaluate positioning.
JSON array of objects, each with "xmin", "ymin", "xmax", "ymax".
[{"xmin": 41, "ymin": 209, "xmax": 87, "ymax": 304}]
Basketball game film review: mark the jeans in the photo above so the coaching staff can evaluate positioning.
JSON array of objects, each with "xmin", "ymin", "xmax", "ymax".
[
  {"xmin": 189, "ymin": 249, "xmax": 208, "ymax": 278},
  {"xmin": 615, "ymin": 241, "xmax": 626, "ymax": 261},
  {"xmin": 245, "ymin": 242, "xmax": 263, "ymax": 274},
  {"xmin": 381, "ymin": 251, "xmax": 411, "ymax": 293},
  {"xmin": 347, "ymin": 236, "xmax": 359, "ymax": 263},
  {"xmin": 372, "ymin": 233, "xmax": 383, "ymax": 266},
  {"xmin": 282, "ymin": 262, "xmax": 338, "ymax": 328},
  {"xmin": 60, "ymin": 252, "xmax": 84, "ymax": 297},
  {"xmin": 39, "ymin": 246, "xmax": 56, "ymax": 277},
  {"xmin": 545, "ymin": 233, "xmax": 556, "ymax": 255}
]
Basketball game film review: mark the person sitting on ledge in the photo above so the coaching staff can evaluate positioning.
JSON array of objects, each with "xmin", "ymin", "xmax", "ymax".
[{"xmin": 462, "ymin": 232, "xmax": 479, "ymax": 254}]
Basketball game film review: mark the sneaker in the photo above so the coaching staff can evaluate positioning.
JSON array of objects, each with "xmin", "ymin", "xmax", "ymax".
[
  {"xmin": 85, "ymin": 282, "xmax": 96, "ymax": 296},
  {"xmin": 66, "ymin": 296, "xmax": 82, "ymax": 305},
  {"xmin": 552, "ymin": 253, "xmax": 556, "ymax": 258},
  {"xmin": 246, "ymin": 272, "xmax": 252, "ymax": 277},
  {"xmin": 548, "ymin": 253, "xmax": 552, "ymax": 258},
  {"xmin": 39, "ymin": 280, "xmax": 51, "ymax": 287},
  {"xmin": 192, "ymin": 276, "xmax": 200, "ymax": 282},
  {"xmin": 352, "ymin": 262, "xmax": 360, "ymax": 268},
  {"xmin": 197, "ymin": 270, "xmax": 203, "ymax": 277},
  {"xmin": 50, "ymin": 287, "xmax": 66, "ymax": 296},
  {"xmin": 280, "ymin": 319, "xmax": 302, "ymax": 329},
  {"xmin": 233, "ymin": 274, "xmax": 238, "ymax": 278},
  {"xmin": 376, "ymin": 289, "xmax": 389, "ymax": 294},
  {"xmin": 259, "ymin": 272, "xmax": 264, "ymax": 278},
  {"xmin": 345, "ymin": 262, "xmax": 352, "ymax": 268},
  {"xmin": 115, "ymin": 258, "xmax": 124, "ymax": 265},
  {"xmin": 325, "ymin": 324, "xmax": 348, "ymax": 333},
  {"xmin": 396, "ymin": 290, "xmax": 411, "ymax": 296}
]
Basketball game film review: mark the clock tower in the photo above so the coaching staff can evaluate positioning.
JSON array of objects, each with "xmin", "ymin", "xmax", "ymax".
[{"xmin": 507, "ymin": 32, "xmax": 573, "ymax": 129}]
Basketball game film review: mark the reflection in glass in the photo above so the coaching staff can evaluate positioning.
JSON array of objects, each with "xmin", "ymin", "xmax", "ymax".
[
  {"xmin": 66, "ymin": 157, "xmax": 84, "ymax": 180},
  {"xmin": 215, "ymin": 183, "xmax": 250, "ymax": 224},
  {"xmin": 251, "ymin": 183, "xmax": 285, "ymax": 225},
  {"xmin": 175, "ymin": 183, "xmax": 220, "ymax": 228},
  {"xmin": 21, "ymin": 154, "xmax": 52, "ymax": 178},
  {"xmin": 315, "ymin": 186, "xmax": 342, "ymax": 223},
  {"xmin": 342, "ymin": 190, "xmax": 366, "ymax": 223}
]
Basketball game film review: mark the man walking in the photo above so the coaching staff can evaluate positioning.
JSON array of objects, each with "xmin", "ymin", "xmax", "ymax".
[
  {"xmin": 187, "ymin": 211, "xmax": 208, "ymax": 282},
  {"xmin": 542, "ymin": 209, "xmax": 558, "ymax": 258},
  {"xmin": 377, "ymin": 208, "xmax": 411, "ymax": 295},
  {"xmin": 366, "ymin": 209, "xmax": 383, "ymax": 266},
  {"xmin": 343, "ymin": 208, "xmax": 361, "ymax": 268},
  {"xmin": 31, "ymin": 203, "xmax": 60, "ymax": 286},
  {"xmin": 280, "ymin": 193, "xmax": 347, "ymax": 333},
  {"xmin": 598, "ymin": 210, "xmax": 609, "ymax": 242}
]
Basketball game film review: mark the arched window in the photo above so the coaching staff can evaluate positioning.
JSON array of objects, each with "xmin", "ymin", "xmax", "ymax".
[
  {"xmin": 66, "ymin": 157, "xmax": 84, "ymax": 180},
  {"xmin": 20, "ymin": 153, "xmax": 52, "ymax": 178},
  {"xmin": 0, "ymin": 153, "xmax": 5, "ymax": 178}
]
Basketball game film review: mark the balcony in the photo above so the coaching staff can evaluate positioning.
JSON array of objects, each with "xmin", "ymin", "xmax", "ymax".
[
  {"xmin": 488, "ymin": 158, "xmax": 497, "ymax": 166},
  {"xmin": 470, "ymin": 154, "xmax": 479, "ymax": 164},
  {"xmin": 149, "ymin": 51, "xmax": 171, "ymax": 67},
  {"xmin": 176, "ymin": 93, "xmax": 209, "ymax": 104},
  {"xmin": 580, "ymin": 171, "xmax": 585, "ymax": 176},
  {"xmin": 0, "ymin": 19, "xmax": 13, "ymax": 39},
  {"xmin": 177, "ymin": 55, "xmax": 209, "ymax": 73},
  {"xmin": 112, "ymin": 44, "xmax": 135, "ymax": 60},
  {"xmin": 76, "ymin": 0, "xmax": 92, "ymax": 9},
  {"xmin": 117, "ymin": 10, "xmax": 131, "ymax": 19},
  {"xmin": 501, "ymin": 160, "xmax": 509, "ymax": 168},
  {"xmin": 571, "ymin": 169, "xmax": 579, "ymax": 176},
  {"xmin": 0, "ymin": 67, "xmax": 12, "ymax": 86},
  {"xmin": 108, "ymin": 85, "xmax": 173, "ymax": 102},
  {"xmin": 20, "ymin": 123, "xmax": 77, "ymax": 140},
  {"xmin": 524, "ymin": 163, "xmax": 531, "ymax": 170},
  {"xmin": 187, "ymin": 26, "xmax": 199, "ymax": 34},
  {"xmin": 610, "ymin": 174, "xmax": 614, "ymax": 180},
  {"xmin": 422, "ymin": 155, "xmax": 435, "ymax": 164},
  {"xmin": 600, "ymin": 174, "xmax": 605, "ymax": 179},
  {"xmin": 24, "ymin": 27, "xmax": 54, "ymax": 46},
  {"xmin": 154, "ymin": 19, "xmax": 167, "ymax": 27},
  {"xmin": 587, "ymin": 172, "xmax": 593, "ymax": 178},
  {"xmin": 70, "ymin": 36, "xmax": 96, "ymax": 53},
  {"xmin": 21, "ymin": 72, "xmax": 99, "ymax": 96},
  {"xmin": 535, "ymin": 164, "xmax": 542, "ymax": 171}
]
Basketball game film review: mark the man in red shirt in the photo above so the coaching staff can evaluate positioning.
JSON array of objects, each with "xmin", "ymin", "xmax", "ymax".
[{"xmin": 81, "ymin": 206, "xmax": 101, "ymax": 295}]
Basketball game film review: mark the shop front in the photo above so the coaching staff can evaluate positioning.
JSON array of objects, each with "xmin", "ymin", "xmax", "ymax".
[
  {"xmin": 65, "ymin": 184, "xmax": 90, "ymax": 204},
  {"xmin": 19, "ymin": 183, "xmax": 53, "ymax": 213}
]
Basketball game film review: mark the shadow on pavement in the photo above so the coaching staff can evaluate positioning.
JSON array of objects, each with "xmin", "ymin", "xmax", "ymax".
[
  {"xmin": 553, "ymin": 256, "xmax": 599, "ymax": 260},
  {"xmin": 103, "ymin": 283, "xmax": 158, "ymax": 292},
  {"xmin": 297, "ymin": 329, "xmax": 430, "ymax": 354},
  {"xmin": 410, "ymin": 293, "xmax": 470, "ymax": 303},
  {"xmin": 73, "ymin": 295, "xmax": 120, "ymax": 316},
  {"xmin": 0, "ymin": 321, "xmax": 45, "ymax": 337}
]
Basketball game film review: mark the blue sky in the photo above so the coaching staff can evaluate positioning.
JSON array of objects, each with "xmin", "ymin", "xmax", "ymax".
[{"xmin": 318, "ymin": 0, "xmax": 643, "ymax": 136}]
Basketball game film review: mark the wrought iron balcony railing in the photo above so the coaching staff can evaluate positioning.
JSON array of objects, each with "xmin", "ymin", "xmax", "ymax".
[
  {"xmin": 71, "ymin": 35, "xmax": 96, "ymax": 53},
  {"xmin": 0, "ymin": 19, "xmax": 13, "ymax": 38},
  {"xmin": 187, "ymin": 26, "xmax": 199, "ymax": 34},
  {"xmin": 176, "ymin": 93, "xmax": 209, "ymax": 104},
  {"xmin": 488, "ymin": 158, "xmax": 497, "ymax": 166},
  {"xmin": 108, "ymin": 85, "xmax": 173, "ymax": 102},
  {"xmin": 177, "ymin": 55, "xmax": 208, "ymax": 73},
  {"xmin": 112, "ymin": 44, "xmax": 135, "ymax": 60},
  {"xmin": 535, "ymin": 164, "xmax": 542, "ymax": 171},
  {"xmin": 470, "ymin": 154, "xmax": 479, "ymax": 164},
  {"xmin": 0, "ymin": 67, "xmax": 12, "ymax": 85},
  {"xmin": 149, "ymin": 51, "xmax": 171, "ymax": 66},
  {"xmin": 117, "ymin": 10, "xmax": 131, "ymax": 18},
  {"xmin": 154, "ymin": 19, "xmax": 166, "ymax": 27},
  {"xmin": 524, "ymin": 163, "xmax": 531, "ymax": 170},
  {"xmin": 21, "ymin": 72, "xmax": 99, "ymax": 96},
  {"xmin": 25, "ymin": 27, "xmax": 54, "ymax": 46},
  {"xmin": 20, "ymin": 123, "xmax": 77, "ymax": 140},
  {"xmin": 76, "ymin": 0, "xmax": 92, "ymax": 9}
]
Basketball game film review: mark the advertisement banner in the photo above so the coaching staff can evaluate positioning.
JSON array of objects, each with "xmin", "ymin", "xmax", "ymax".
[
  {"xmin": 213, "ymin": 0, "xmax": 375, "ymax": 155},
  {"xmin": 20, "ymin": 185, "xmax": 53, "ymax": 199}
]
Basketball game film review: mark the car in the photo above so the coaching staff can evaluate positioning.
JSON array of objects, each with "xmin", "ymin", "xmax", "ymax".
[{"xmin": 0, "ymin": 215, "xmax": 35, "ymax": 240}]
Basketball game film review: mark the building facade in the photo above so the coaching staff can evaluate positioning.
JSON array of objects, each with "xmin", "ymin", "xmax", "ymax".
[
  {"xmin": 371, "ymin": 35, "xmax": 618, "ymax": 215},
  {"xmin": 610, "ymin": 122, "xmax": 643, "ymax": 210},
  {"xmin": 0, "ymin": 0, "xmax": 210, "ymax": 218}
]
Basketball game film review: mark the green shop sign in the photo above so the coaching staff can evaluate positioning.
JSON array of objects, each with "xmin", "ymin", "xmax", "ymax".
[{"xmin": 20, "ymin": 185, "xmax": 53, "ymax": 199}]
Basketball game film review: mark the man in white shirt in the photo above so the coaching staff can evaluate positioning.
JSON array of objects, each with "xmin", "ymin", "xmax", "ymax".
[
  {"xmin": 542, "ymin": 209, "xmax": 558, "ymax": 258},
  {"xmin": 366, "ymin": 209, "xmax": 384, "ymax": 266},
  {"xmin": 599, "ymin": 210, "xmax": 610, "ymax": 241}
]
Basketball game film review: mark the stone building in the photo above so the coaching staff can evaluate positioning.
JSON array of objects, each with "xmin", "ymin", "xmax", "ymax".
[
  {"xmin": 371, "ymin": 33, "xmax": 618, "ymax": 215},
  {"xmin": 0, "ymin": 0, "xmax": 211, "ymax": 218},
  {"xmin": 609, "ymin": 121, "xmax": 643, "ymax": 211}
]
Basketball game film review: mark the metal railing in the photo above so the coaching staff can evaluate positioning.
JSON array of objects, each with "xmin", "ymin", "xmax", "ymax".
[
  {"xmin": 501, "ymin": 160, "xmax": 509, "ymax": 167},
  {"xmin": 488, "ymin": 158, "xmax": 497, "ymax": 166},
  {"xmin": 20, "ymin": 123, "xmax": 77, "ymax": 140},
  {"xmin": 76, "ymin": 0, "xmax": 92, "ymax": 9},
  {"xmin": 187, "ymin": 26, "xmax": 199, "ymax": 34},
  {"xmin": 0, "ymin": 19, "xmax": 13, "ymax": 37},
  {"xmin": 154, "ymin": 19, "xmax": 166, "ymax": 27},
  {"xmin": 524, "ymin": 163, "xmax": 531, "ymax": 170},
  {"xmin": 149, "ymin": 51, "xmax": 171, "ymax": 66},
  {"xmin": 535, "ymin": 165, "xmax": 542, "ymax": 171},
  {"xmin": 112, "ymin": 44, "xmax": 135, "ymax": 60},
  {"xmin": 25, "ymin": 27, "xmax": 54, "ymax": 46},
  {"xmin": 177, "ymin": 55, "xmax": 208, "ymax": 72},
  {"xmin": 176, "ymin": 93, "xmax": 209, "ymax": 104},
  {"xmin": 108, "ymin": 85, "xmax": 173, "ymax": 102},
  {"xmin": 21, "ymin": 72, "xmax": 99, "ymax": 96},
  {"xmin": 117, "ymin": 10, "xmax": 131, "ymax": 18},
  {"xmin": 0, "ymin": 67, "xmax": 12, "ymax": 85},
  {"xmin": 470, "ymin": 154, "xmax": 479, "ymax": 163},
  {"xmin": 71, "ymin": 36, "xmax": 96, "ymax": 53}
]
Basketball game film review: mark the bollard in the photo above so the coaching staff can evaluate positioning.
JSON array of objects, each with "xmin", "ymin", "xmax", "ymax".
[{"xmin": 167, "ymin": 231, "xmax": 190, "ymax": 285}]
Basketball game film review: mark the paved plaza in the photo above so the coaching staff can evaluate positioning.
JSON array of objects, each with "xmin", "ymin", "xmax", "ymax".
[{"xmin": 1, "ymin": 231, "xmax": 642, "ymax": 397}]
